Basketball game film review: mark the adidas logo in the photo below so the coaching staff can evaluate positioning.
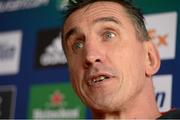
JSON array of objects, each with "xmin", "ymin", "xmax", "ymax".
[{"xmin": 39, "ymin": 36, "xmax": 67, "ymax": 66}]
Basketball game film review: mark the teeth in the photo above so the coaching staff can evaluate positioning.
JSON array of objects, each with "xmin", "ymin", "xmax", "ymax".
[
  {"xmin": 93, "ymin": 76, "xmax": 107, "ymax": 83},
  {"xmin": 88, "ymin": 75, "xmax": 109, "ymax": 86},
  {"xmin": 93, "ymin": 76, "xmax": 106, "ymax": 82}
]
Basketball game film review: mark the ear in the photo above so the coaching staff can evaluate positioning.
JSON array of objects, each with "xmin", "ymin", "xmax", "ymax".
[{"xmin": 143, "ymin": 41, "xmax": 161, "ymax": 76}]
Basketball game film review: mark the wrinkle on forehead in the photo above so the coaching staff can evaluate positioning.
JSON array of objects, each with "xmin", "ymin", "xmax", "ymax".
[
  {"xmin": 64, "ymin": 1, "xmax": 128, "ymax": 31},
  {"xmin": 80, "ymin": 1, "xmax": 126, "ymax": 18}
]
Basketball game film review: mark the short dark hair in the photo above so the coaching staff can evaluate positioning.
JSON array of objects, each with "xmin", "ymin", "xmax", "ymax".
[{"xmin": 61, "ymin": 0, "xmax": 149, "ymax": 51}]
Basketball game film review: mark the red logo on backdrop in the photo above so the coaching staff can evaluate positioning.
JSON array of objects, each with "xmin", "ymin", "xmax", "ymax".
[{"xmin": 50, "ymin": 90, "xmax": 64, "ymax": 107}]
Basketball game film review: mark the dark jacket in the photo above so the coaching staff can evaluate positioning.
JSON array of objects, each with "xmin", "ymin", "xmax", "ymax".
[{"xmin": 158, "ymin": 109, "xmax": 180, "ymax": 119}]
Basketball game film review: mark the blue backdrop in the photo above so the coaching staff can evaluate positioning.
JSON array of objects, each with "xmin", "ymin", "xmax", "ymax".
[{"xmin": 0, "ymin": 0, "xmax": 179, "ymax": 119}]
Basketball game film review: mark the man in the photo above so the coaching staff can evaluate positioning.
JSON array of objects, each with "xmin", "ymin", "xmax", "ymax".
[{"xmin": 61, "ymin": 0, "xmax": 179, "ymax": 119}]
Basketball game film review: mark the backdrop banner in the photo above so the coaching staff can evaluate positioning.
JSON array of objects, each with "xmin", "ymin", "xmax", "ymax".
[{"xmin": 0, "ymin": 0, "xmax": 179, "ymax": 119}]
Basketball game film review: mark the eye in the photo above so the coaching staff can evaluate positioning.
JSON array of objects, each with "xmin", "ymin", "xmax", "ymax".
[
  {"xmin": 72, "ymin": 40, "xmax": 84, "ymax": 52},
  {"xmin": 103, "ymin": 31, "xmax": 116, "ymax": 40}
]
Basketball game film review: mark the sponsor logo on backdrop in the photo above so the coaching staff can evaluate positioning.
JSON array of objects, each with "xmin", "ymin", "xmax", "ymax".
[
  {"xmin": 35, "ymin": 28, "xmax": 66, "ymax": 68},
  {"xmin": 0, "ymin": 30, "xmax": 22, "ymax": 75},
  {"xmin": 145, "ymin": 12, "xmax": 177, "ymax": 60},
  {"xmin": 0, "ymin": 0, "xmax": 49, "ymax": 13},
  {"xmin": 56, "ymin": 0, "xmax": 69, "ymax": 11},
  {"xmin": 0, "ymin": 86, "xmax": 16, "ymax": 119},
  {"xmin": 153, "ymin": 75, "xmax": 172, "ymax": 112},
  {"xmin": 28, "ymin": 83, "xmax": 85, "ymax": 119}
]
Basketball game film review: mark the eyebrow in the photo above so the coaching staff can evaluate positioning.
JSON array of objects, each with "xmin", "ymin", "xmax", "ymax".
[
  {"xmin": 93, "ymin": 16, "xmax": 121, "ymax": 25},
  {"xmin": 64, "ymin": 16, "xmax": 121, "ymax": 41},
  {"xmin": 64, "ymin": 27, "xmax": 78, "ymax": 42}
]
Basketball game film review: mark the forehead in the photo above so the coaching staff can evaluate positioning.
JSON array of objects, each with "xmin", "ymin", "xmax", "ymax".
[{"xmin": 63, "ymin": 1, "xmax": 130, "ymax": 32}]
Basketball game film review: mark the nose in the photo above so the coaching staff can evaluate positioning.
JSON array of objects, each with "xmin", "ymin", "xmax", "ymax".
[{"xmin": 83, "ymin": 42, "xmax": 105, "ymax": 68}]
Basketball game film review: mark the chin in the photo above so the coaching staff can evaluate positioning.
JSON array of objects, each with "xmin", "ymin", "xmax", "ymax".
[{"xmin": 86, "ymin": 98, "xmax": 120, "ymax": 112}]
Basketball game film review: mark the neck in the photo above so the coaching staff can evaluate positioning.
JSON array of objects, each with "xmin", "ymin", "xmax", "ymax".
[{"xmin": 92, "ymin": 78, "xmax": 161, "ymax": 119}]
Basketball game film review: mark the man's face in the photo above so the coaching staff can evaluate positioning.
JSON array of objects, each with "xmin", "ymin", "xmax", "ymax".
[{"xmin": 63, "ymin": 1, "xmax": 148, "ymax": 111}]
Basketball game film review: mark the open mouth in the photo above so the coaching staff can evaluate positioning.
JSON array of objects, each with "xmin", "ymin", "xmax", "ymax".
[{"xmin": 88, "ymin": 75, "xmax": 110, "ymax": 86}]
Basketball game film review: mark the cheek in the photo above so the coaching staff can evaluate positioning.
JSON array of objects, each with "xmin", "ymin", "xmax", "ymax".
[
  {"xmin": 69, "ymin": 68, "xmax": 83, "ymax": 98},
  {"xmin": 68, "ymin": 55, "xmax": 83, "ymax": 74},
  {"xmin": 68, "ymin": 58, "xmax": 84, "ymax": 89},
  {"xmin": 69, "ymin": 64, "xmax": 82, "ymax": 85},
  {"xmin": 109, "ymin": 42, "xmax": 146, "ymax": 91},
  {"xmin": 122, "ymin": 46, "xmax": 146, "ymax": 83}
]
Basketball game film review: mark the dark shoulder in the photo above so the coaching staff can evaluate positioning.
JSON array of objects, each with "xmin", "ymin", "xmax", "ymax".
[{"xmin": 158, "ymin": 109, "xmax": 180, "ymax": 119}]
